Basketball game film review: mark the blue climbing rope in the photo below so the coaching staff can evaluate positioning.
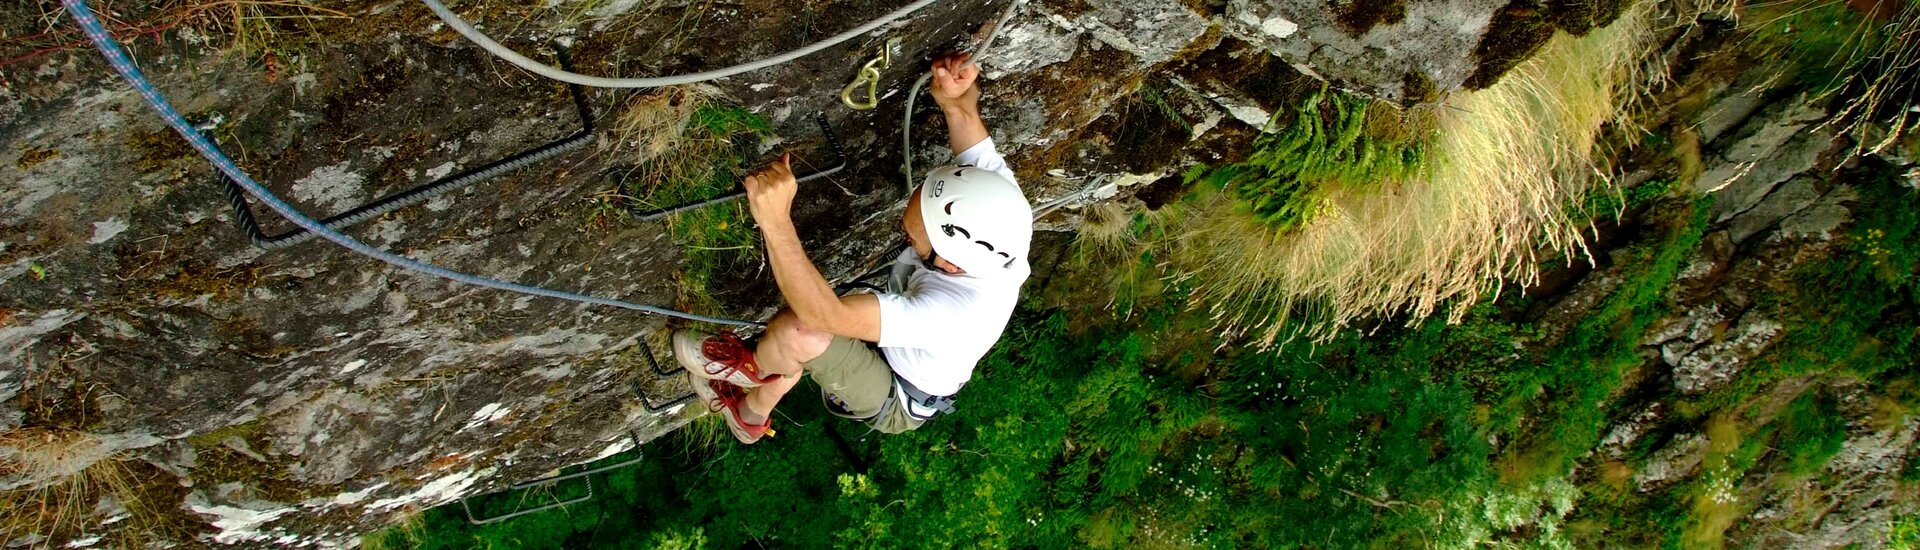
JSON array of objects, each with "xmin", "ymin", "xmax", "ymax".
[{"xmin": 59, "ymin": 0, "xmax": 763, "ymax": 328}]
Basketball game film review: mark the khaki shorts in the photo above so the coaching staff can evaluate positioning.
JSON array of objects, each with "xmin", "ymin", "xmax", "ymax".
[{"xmin": 804, "ymin": 336, "xmax": 924, "ymax": 434}]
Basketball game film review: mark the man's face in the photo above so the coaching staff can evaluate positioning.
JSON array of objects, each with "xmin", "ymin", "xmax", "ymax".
[
  {"xmin": 903, "ymin": 187, "xmax": 962, "ymax": 274},
  {"xmin": 903, "ymin": 187, "xmax": 936, "ymax": 259}
]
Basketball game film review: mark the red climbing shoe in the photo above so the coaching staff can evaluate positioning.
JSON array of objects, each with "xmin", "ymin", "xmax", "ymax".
[
  {"xmin": 688, "ymin": 375, "xmax": 772, "ymax": 445},
  {"xmin": 672, "ymin": 330, "xmax": 778, "ymax": 388}
]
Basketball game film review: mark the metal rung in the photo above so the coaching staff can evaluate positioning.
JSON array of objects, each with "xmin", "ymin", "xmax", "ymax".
[
  {"xmin": 220, "ymin": 45, "xmax": 596, "ymax": 250},
  {"xmin": 631, "ymin": 337, "xmax": 696, "ymax": 414},
  {"xmin": 626, "ymin": 112, "xmax": 848, "ymax": 221},
  {"xmin": 459, "ymin": 430, "xmax": 646, "ymax": 525}
]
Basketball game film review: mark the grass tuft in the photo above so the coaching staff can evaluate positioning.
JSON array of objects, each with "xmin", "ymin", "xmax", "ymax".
[
  {"xmin": 0, "ymin": 428, "xmax": 147, "ymax": 547},
  {"xmin": 603, "ymin": 90, "xmax": 771, "ymax": 315},
  {"xmin": 1146, "ymin": 0, "xmax": 1661, "ymax": 345}
]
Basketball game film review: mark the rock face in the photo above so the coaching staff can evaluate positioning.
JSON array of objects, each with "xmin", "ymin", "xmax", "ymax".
[
  {"xmin": 1222, "ymin": 0, "xmax": 1503, "ymax": 102},
  {"xmin": 1531, "ymin": 36, "xmax": 1914, "ymax": 546},
  {"xmin": 0, "ymin": 0, "xmax": 1540, "ymax": 546}
]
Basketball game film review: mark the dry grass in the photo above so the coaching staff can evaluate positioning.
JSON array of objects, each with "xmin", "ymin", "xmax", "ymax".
[
  {"xmin": 1149, "ymin": 1, "xmax": 1664, "ymax": 345},
  {"xmin": 0, "ymin": 0, "xmax": 343, "ymax": 68},
  {"xmin": 609, "ymin": 85, "xmax": 721, "ymax": 173},
  {"xmin": 170, "ymin": 0, "xmax": 349, "ymax": 55},
  {"xmin": 1073, "ymin": 202, "xmax": 1139, "ymax": 258},
  {"xmin": 0, "ymin": 429, "xmax": 144, "ymax": 548},
  {"xmin": 1821, "ymin": 1, "xmax": 1920, "ymax": 157}
]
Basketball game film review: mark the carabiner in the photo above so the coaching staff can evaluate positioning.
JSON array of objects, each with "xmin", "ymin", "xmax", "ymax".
[
  {"xmin": 840, "ymin": 41, "xmax": 894, "ymax": 110},
  {"xmin": 841, "ymin": 57, "xmax": 887, "ymax": 110}
]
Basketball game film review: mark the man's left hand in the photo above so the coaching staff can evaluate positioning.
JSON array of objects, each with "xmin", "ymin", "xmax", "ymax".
[{"xmin": 744, "ymin": 153, "xmax": 798, "ymax": 226}]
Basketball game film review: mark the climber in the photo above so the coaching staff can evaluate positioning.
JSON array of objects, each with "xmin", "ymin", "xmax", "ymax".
[{"xmin": 671, "ymin": 52, "xmax": 1033, "ymax": 444}]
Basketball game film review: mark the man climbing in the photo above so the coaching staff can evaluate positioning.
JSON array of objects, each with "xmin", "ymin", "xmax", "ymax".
[{"xmin": 672, "ymin": 52, "xmax": 1033, "ymax": 444}]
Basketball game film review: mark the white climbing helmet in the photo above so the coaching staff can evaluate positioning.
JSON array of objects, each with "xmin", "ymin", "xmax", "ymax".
[{"xmin": 918, "ymin": 165, "xmax": 1032, "ymax": 280}]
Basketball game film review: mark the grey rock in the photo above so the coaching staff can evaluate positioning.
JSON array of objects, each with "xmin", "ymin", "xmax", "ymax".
[
  {"xmin": 1643, "ymin": 304, "xmax": 1726, "ymax": 348},
  {"xmin": 1745, "ymin": 418, "xmax": 1920, "ymax": 549},
  {"xmin": 1172, "ymin": 76, "xmax": 1273, "ymax": 129},
  {"xmin": 1778, "ymin": 185, "xmax": 1858, "ymax": 240},
  {"xmin": 1695, "ymin": 80, "xmax": 1768, "ymax": 145},
  {"xmin": 1675, "ymin": 231, "xmax": 1735, "ymax": 287},
  {"xmin": 1704, "ymin": 95, "xmax": 1836, "ymax": 219},
  {"xmin": 1597, "ymin": 404, "xmax": 1664, "ymax": 460},
  {"xmin": 1057, "ymin": 0, "xmax": 1209, "ymax": 66},
  {"xmin": 1715, "ymin": 95, "xmax": 1830, "ymax": 168},
  {"xmin": 1727, "ymin": 176, "xmax": 1822, "ymax": 244},
  {"xmin": 981, "ymin": 15, "xmax": 1081, "ymax": 78},
  {"xmin": 1709, "ymin": 127, "xmax": 1838, "ymax": 222},
  {"xmin": 0, "ymin": 309, "xmax": 84, "ymax": 365},
  {"xmin": 185, "ymin": 489, "xmax": 298, "ymax": 545},
  {"xmin": 1674, "ymin": 318, "xmax": 1786, "ymax": 394},
  {"xmin": 1636, "ymin": 434, "xmax": 1707, "ymax": 492},
  {"xmin": 140, "ymin": 440, "xmax": 200, "ymax": 481},
  {"xmin": 1222, "ymin": 0, "xmax": 1503, "ymax": 102},
  {"xmin": 1647, "ymin": 303, "xmax": 1729, "ymax": 367}
]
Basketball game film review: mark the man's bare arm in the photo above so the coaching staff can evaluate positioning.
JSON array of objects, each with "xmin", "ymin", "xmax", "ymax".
[
  {"xmin": 930, "ymin": 53, "xmax": 989, "ymax": 154},
  {"xmin": 743, "ymin": 156, "xmax": 882, "ymax": 341}
]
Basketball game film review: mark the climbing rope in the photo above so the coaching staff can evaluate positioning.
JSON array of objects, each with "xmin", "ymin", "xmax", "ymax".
[
  {"xmin": 60, "ymin": 0, "xmax": 762, "ymax": 328},
  {"xmin": 418, "ymin": 0, "xmax": 942, "ymax": 89}
]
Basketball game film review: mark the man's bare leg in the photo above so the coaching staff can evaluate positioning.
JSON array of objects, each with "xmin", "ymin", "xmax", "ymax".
[{"xmin": 743, "ymin": 309, "xmax": 831, "ymax": 423}]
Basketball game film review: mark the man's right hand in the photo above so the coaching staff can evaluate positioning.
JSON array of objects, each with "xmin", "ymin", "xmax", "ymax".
[
  {"xmin": 743, "ymin": 153, "xmax": 798, "ymax": 228},
  {"xmin": 929, "ymin": 52, "xmax": 980, "ymax": 113}
]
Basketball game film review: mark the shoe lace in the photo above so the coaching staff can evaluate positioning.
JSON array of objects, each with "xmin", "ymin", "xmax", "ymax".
[
  {"xmin": 703, "ymin": 332, "xmax": 777, "ymax": 384},
  {"xmin": 702, "ymin": 380, "xmax": 770, "ymax": 431},
  {"xmin": 704, "ymin": 379, "xmax": 748, "ymax": 411}
]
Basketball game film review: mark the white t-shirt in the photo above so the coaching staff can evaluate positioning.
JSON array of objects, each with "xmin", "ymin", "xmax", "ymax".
[{"xmin": 874, "ymin": 138, "xmax": 1027, "ymax": 396}]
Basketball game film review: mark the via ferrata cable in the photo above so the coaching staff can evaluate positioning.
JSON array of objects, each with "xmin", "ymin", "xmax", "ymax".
[{"xmin": 59, "ymin": 0, "xmax": 763, "ymax": 328}]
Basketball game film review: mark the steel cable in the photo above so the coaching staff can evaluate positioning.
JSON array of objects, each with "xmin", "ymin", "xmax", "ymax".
[
  {"xmin": 418, "ymin": 0, "xmax": 942, "ymax": 89},
  {"xmin": 61, "ymin": 0, "xmax": 763, "ymax": 328}
]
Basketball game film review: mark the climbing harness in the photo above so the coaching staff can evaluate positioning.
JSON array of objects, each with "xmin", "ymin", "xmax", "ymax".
[
  {"xmin": 895, "ymin": 373, "xmax": 957, "ymax": 419},
  {"xmin": 417, "ymin": 0, "xmax": 942, "ymax": 89},
  {"xmin": 60, "ymin": 0, "xmax": 759, "ymax": 328},
  {"xmin": 220, "ymin": 47, "xmax": 595, "ymax": 250},
  {"xmin": 459, "ymin": 430, "xmax": 646, "ymax": 525},
  {"xmin": 840, "ymin": 39, "xmax": 900, "ymax": 110}
]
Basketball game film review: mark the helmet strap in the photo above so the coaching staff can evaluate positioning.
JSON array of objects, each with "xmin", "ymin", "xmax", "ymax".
[{"xmin": 919, "ymin": 250, "xmax": 961, "ymax": 275}]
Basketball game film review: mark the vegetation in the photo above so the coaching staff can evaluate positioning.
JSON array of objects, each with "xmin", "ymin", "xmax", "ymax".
[
  {"xmin": 399, "ymin": 138, "xmax": 1919, "ymax": 549},
  {"xmin": 1748, "ymin": 0, "xmax": 1920, "ymax": 157},
  {"xmin": 604, "ymin": 94, "xmax": 772, "ymax": 315},
  {"xmin": 1089, "ymin": 1, "xmax": 1660, "ymax": 346},
  {"xmin": 0, "ymin": 429, "xmax": 143, "ymax": 546},
  {"xmin": 1189, "ymin": 85, "xmax": 1427, "ymax": 234},
  {"xmin": 1562, "ymin": 165, "xmax": 1920, "ymax": 548},
  {"xmin": 0, "ymin": 0, "xmax": 346, "ymax": 70}
]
